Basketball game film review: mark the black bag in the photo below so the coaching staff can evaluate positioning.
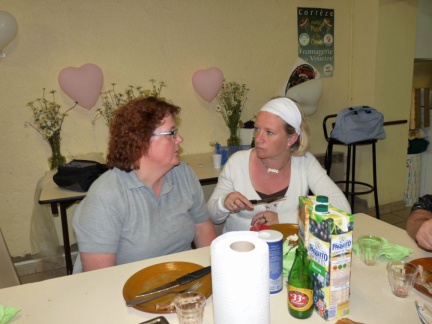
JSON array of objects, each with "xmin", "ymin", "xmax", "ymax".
[
  {"xmin": 331, "ymin": 106, "xmax": 386, "ymax": 144},
  {"xmin": 53, "ymin": 160, "xmax": 108, "ymax": 192}
]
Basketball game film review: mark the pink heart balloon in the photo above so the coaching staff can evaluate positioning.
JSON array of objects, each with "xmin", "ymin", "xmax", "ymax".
[
  {"xmin": 192, "ymin": 67, "xmax": 224, "ymax": 102},
  {"xmin": 58, "ymin": 63, "xmax": 104, "ymax": 109}
]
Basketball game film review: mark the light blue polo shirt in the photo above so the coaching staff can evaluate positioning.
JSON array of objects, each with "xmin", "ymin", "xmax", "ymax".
[{"xmin": 72, "ymin": 162, "xmax": 208, "ymax": 273}]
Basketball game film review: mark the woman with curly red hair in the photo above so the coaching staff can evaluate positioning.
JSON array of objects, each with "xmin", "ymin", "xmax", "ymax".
[{"xmin": 73, "ymin": 97, "xmax": 216, "ymax": 272}]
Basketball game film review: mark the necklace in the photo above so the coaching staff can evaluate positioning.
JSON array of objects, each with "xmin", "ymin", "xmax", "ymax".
[{"xmin": 261, "ymin": 157, "xmax": 291, "ymax": 174}]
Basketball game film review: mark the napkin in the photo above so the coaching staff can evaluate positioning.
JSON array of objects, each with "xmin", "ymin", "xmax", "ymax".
[
  {"xmin": 282, "ymin": 237, "xmax": 298, "ymax": 276},
  {"xmin": 0, "ymin": 305, "xmax": 21, "ymax": 324},
  {"xmin": 352, "ymin": 237, "xmax": 413, "ymax": 260}
]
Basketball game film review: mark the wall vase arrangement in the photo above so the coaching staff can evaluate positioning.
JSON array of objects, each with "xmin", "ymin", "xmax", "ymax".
[
  {"xmin": 227, "ymin": 125, "xmax": 241, "ymax": 146},
  {"xmin": 216, "ymin": 80, "xmax": 249, "ymax": 146},
  {"xmin": 47, "ymin": 130, "xmax": 66, "ymax": 170},
  {"xmin": 24, "ymin": 89, "xmax": 77, "ymax": 170}
]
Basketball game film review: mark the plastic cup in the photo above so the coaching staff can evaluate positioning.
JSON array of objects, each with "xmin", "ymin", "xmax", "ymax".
[
  {"xmin": 213, "ymin": 154, "xmax": 222, "ymax": 169},
  {"xmin": 387, "ymin": 261, "xmax": 419, "ymax": 297},
  {"xmin": 174, "ymin": 292, "xmax": 206, "ymax": 324},
  {"xmin": 358, "ymin": 235, "xmax": 383, "ymax": 266}
]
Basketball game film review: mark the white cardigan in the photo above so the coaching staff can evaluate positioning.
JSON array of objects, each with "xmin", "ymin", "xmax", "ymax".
[{"xmin": 207, "ymin": 149, "xmax": 351, "ymax": 233}]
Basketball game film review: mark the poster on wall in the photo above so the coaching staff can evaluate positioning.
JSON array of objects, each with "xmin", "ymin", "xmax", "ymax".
[{"xmin": 297, "ymin": 7, "xmax": 334, "ymax": 78}]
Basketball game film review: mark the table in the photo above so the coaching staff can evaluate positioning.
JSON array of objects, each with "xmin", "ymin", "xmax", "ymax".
[
  {"xmin": 38, "ymin": 179, "xmax": 86, "ymax": 275},
  {"xmin": 1, "ymin": 214, "xmax": 431, "ymax": 323},
  {"xmin": 38, "ymin": 152, "xmax": 221, "ymax": 275}
]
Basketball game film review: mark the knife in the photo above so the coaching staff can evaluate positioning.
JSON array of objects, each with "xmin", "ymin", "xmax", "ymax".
[
  {"xmin": 139, "ymin": 317, "xmax": 169, "ymax": 324},
  {"xmin": 135, "ymin": 266, "xmax": 211, "ymax": 298},
  {"xmin": 249, "ymin": 196, "xmax": 286, "ymax": 205}
]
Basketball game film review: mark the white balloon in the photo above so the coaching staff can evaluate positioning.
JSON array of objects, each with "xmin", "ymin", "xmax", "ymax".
[
  {"xmin": 0, "ymin": 11, "xmax": 18, "ymax": 56},
  {"xmin": 285, "ymin": 78, "xmax": 323, "ymax": 116}
]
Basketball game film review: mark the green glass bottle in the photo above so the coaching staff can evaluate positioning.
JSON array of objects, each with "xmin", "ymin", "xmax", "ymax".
[{"xmin": 287, "ymin": 246, "xmax": 313, "ymax": 319}]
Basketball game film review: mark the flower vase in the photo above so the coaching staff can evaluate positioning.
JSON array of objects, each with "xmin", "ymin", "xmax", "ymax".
[
  {"xmin": 47, "ymin": 131, "xmax": 66, "ymax": 170},
  {"xmin": 227, "ymin": 126, "xmax": 241, "ymax": 146}
]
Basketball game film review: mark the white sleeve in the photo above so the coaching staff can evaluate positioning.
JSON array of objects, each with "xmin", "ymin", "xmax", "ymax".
[
  {"xmin": 305, "ymin": 153, "xmax": 352, "ymax": 213},
  {"xmin": 207, "ymin": 160, "xmax": 235, "ymax": 224},
  {"xmin": 207, "ymin": 150, "xmax": 256, "ymax": 224}
]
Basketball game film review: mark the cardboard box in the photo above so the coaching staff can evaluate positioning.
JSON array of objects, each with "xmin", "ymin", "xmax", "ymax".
[{"xmin": 307, "ymin": 203, "xmax": 354, "ymax": 321}]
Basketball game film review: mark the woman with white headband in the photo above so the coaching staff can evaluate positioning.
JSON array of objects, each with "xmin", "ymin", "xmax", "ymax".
[{"xmin": 207, "ymin": 97, "xmax": 350, "ymax": 232}]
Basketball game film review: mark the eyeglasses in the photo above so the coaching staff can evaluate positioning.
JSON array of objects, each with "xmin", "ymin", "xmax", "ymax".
[{"xmin": 152, "ymin": 128, "xmax": 179, "ymax": 139}]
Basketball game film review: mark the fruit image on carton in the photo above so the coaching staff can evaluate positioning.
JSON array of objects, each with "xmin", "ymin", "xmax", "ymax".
[{"xmin": 298, "ymin": 196, "xmax": 329, "ymax": 251}]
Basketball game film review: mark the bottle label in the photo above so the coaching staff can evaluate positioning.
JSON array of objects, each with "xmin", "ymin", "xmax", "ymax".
[
  {"xmin": 258, "ymin": 230, "xmax": 283, "ymax": 294},
  {"xmin": 309, "ymin": 237, "xmax": 330, "ymax": 267},
  {"xmin": 288, "ymin": 285, "xmax": 313, "ymax": 311},
  {"xmin": 331, "ymin": 233, "xmax": 353, "ymax": 256}
]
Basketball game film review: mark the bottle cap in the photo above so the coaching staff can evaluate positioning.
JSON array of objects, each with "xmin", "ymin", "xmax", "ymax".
[
  {"xmin": 315, "ymin": 204, "xmax": 329, "ymax": 213},
  {"xmin": 316, "ymin": 195, "xmax": 329, "ymax": 204}
]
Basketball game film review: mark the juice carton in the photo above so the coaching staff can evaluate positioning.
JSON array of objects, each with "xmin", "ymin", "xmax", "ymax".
[
  {"xmin": 298, "ymin": 195, "xmax": 328, "ymax": 250},
  {"xmin": 307, "ymin": 204, "xmax": 354, "ymax": 321}
]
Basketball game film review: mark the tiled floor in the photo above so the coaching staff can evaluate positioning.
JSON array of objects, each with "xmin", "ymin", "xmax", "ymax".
[
  {"xmin": 16, "ymin": 206, "xmax": 413, "ymax": 285},
  {"xmin": 376, "ymin": 206, "xmax": 412, "ymax": 230}
]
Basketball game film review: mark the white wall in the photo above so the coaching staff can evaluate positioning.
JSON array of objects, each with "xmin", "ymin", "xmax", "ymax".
[{"xmin": 0, "ymin": 0, "xmax": 417, "ymax": 256}]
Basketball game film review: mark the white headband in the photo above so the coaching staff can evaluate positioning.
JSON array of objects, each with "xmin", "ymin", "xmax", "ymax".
[{"xmin": 260, "ymin": 98, "xmax": 302, "ymax": 135}]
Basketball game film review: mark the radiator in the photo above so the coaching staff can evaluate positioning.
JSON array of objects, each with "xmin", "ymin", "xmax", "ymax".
[{"xmin": 314, "ymin": 151, "xmax": 345, "ymax": 183}]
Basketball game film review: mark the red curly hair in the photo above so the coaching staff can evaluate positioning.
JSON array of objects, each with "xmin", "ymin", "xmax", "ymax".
[{"xmin": 106, "ymin": 96, "xmax": 181, "ymax": 171}]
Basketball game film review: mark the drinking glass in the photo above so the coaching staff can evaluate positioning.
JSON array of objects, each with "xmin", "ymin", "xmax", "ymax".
[
  {"xmin": 387, "ymin": 261, "xmax": 419, "ymax": 297},
  {"xmin": 358, "ymin": 235, "xmax": 383, "ymax": 266},
  {"xmin": 174, "ymin": 292, "xmax": 206, "ymax": 324}
]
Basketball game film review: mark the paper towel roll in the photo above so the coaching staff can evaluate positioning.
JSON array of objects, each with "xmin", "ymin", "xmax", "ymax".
[{"xmin": 211, "ymin": 231, "xmax": 270, "ymax": 324}]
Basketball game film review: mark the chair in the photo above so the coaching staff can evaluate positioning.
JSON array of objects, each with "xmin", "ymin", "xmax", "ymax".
[
  {"xmin": 0, "ymin": 228, "xmax": 21, "ymax": 288},
  {"xmin": 323, "ymin": 114, "xmax": 380, "ymax": 219}
]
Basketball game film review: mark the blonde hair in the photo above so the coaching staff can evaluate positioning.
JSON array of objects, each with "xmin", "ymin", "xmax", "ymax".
[{"xmin": 283, "ymin": 100, "xmax": 310, "ymax": 156}]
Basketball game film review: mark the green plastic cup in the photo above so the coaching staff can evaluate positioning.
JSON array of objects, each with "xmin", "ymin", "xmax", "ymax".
[{"xmin": 358, "ymin": 235, "xmax": 384, "ymax": 266}]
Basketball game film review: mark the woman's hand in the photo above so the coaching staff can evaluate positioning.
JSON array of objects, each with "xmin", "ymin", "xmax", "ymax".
[
  {"xmin": 224, "ymin": 192, "xmax": 254, "ymax": 212},
  {"xmin": 251, "ymin": 211, "xmax": 279, "ymax": 226}
]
